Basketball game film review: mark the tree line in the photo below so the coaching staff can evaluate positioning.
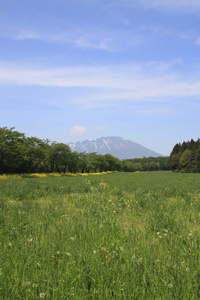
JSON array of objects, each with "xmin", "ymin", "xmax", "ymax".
[
  {"xmin": 0, "ymin": 127, "xmax": 122, "ymax": 174},
  {"xmin": 121, "ymin": 156, "xmax": 170, "ymax": 172},
  {"xmin": 0, "ymin": 127, "xmax": 170, "ymax": 174},
  {"xmin": 169, "ymin": 138, "xmax": 200, "ymax": 173}
]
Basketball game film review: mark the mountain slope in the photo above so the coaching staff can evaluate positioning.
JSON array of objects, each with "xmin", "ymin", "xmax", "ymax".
[{"xmin": 69, "ymin": 137, "xmax": 162, "ymax": 159}]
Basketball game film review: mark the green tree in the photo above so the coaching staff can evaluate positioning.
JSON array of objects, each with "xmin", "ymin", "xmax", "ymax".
[
  {"xmin": 194, "ymin": 145, "xmax": 200, "ymax": 172},
  {"xmin": 132, "ymin": 162, "xmax": 143, "ymax": 171},
  {"xmin": 170, "ymin": 143, "xmax": 181, "ymax": 156},
  {"xmin": 87, "ymin": 153, "xmax": 100, "ymax": 173},
  {"xmin": 95, "ymin": 155, "xmax": 108, "ymax": 172},
  {"xmin": 104, "ymin": 154, "xmax": 121, "ymax": 171},
  {"xmin": 180, "ymin": 149, "xmax": 192, "ymax": 172},
  {"xmin": 121, "ymin": 160, "xmax": 134, "ymax": 172},
  {"xmin": 0, "ymin": 127, "xmax": 25, "ymax": 173},
  {"xmin": 78, "ymin": 152, "xmax": 88, "ymax": 173},
  {"xmin": 170, "ymin": 138, "xmax": 200, "ymax": 173},
  {"xmin": 169, "ymin": 153, "xmax": 181, "ymax": 171},
  {"xmin": 67, "ymin": 151, "xmax": 79, "ymax": 173},
  {"xmin": 17, "ymin": 137, "xmax": 46, "ymax": 173},
  {"xmin": 47, "ymin": 142, "xmax": 71, "ymax": 173}
]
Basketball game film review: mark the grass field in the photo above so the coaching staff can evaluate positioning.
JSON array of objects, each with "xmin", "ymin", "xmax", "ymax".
[{"xmin": 1, "ymin": 171, "xmax": 200, "ymax": 299}]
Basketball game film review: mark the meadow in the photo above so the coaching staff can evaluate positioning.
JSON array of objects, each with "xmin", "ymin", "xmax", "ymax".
[{"xmin": 1, "ymin": 171, "xmax": 200, "ymax": 299}]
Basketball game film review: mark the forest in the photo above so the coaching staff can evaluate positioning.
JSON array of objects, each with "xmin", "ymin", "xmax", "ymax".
[
  {"xmin": 1, "ymin": 126, "xmax": 199, "ymax": 174},
  {"xmin": 169, "ymin": 138, "xmax": 200, "ymax": 173}
]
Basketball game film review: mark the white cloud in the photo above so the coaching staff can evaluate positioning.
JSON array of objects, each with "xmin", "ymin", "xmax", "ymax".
[
  {"xmin": 75, "ymin": 34, "xmax": 113, "ymax": 51},
  {"xmin": 69, "ymin": 126, "xmax": 87, "ymax": 136},
  {"xmin": 95, "ymin": 126, "xmax": 107, "ymax": 132},
  {"xmin": 4, "ymin": 28, "xmax": 80, "ymax": 44},
  {"xmin": 1, "ymin": 27, "xmax": 142, "ymax": 52},
  {"xmin": 0, "ymin": 61, "xmax": 200, "ymax": 109},
  {"xmin": 13, "ymin": 30, "xmax": 41, "ymax": 41}
]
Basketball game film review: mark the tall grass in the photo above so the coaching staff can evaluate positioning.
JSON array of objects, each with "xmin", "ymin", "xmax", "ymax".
[{"xmin": 1, "ymin": 171, "xmax": 200, "ymax": 299}]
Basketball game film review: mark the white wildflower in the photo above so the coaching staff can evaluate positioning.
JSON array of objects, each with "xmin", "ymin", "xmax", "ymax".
[
  {"xmin": 137, "ymin": 258, "xmax": 143, "ymax": 265},
  {"xmin": 39, "ymin": 293, "xmax": 46, "ymax": 298}
]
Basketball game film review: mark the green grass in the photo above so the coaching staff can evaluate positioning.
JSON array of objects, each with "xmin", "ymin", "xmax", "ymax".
[{"xmin": 1, "ymin": 171, "xmax": 200, "ymax": 299}]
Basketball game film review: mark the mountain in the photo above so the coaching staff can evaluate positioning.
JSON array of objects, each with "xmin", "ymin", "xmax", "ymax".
[{"xmin": 69, "ymin": 137, "xmax": 162, "ymax": 159}]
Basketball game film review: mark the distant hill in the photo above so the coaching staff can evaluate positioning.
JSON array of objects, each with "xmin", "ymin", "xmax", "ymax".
[{"xmin": 69, "ymin": 137, "xmax": 162, "ymax": 159}]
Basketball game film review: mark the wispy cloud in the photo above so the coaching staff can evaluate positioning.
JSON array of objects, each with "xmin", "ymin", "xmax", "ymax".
[
  {"xmin": 196, "ymin": 38, "xmax": 200, "ymax": 45},
  {"xmin": 12, "ymin": 30, "xmax": 42, "ymax": 41},
  {"xmin": 0, "ymin": 61, "xmax": 200, "ymax": 109},
  {"xmin": 1, "ymin": 27, "xmax": 142, "ymax": 52},
  {"xmin": 75, "ymin": 35, "xmax": 112, "ymax": 51},
  {"xmin": 121, "ymin": 0, "xmax": 200, "ymax": 13},
  {"xmin": 69, "ymin": 126, "xmax": 87, "ymax": 136},
  {"xmin": 2, "ymin": 27, "xmax": 81, "ymax": 44},
  {"xmin": 94, "ymin": 126, "xmax": 108, "ymax": 132},
  {"xmin": 78, "ymin": 0, "xmax": 200, "ymax": 11}
]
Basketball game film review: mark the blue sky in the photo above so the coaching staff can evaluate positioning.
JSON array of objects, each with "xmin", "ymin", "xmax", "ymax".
[{"xmin": 0, "ymin": 0, "xmax": 200, "ymax": 156}]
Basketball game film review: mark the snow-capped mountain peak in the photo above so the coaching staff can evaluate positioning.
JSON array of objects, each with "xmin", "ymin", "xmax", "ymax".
[{"xmin": 69, "ymin": 137, "xmax": 162, "ymax": 159}]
